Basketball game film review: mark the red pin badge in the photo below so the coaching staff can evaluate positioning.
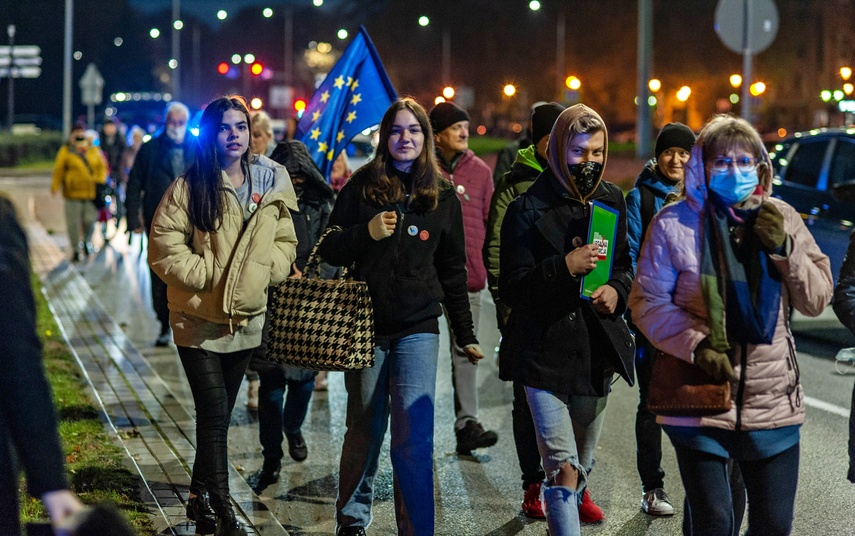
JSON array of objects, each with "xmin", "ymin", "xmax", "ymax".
[
  {"xmin": 252, "ymin": 193, "xmax": 261, "ymax": 203},
  {"xmin": 419, "ymin": 230, "xmax": 430, "ymax": 241}
]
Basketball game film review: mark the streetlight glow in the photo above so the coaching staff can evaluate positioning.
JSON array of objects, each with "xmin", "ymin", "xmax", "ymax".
[
  {"xmin": 565, "ymin": 76, "xmax": 581, "ymax": 90},
  {"xmin": 313, "ymin": 0, "xmax": 323, "ymax": 6},
  {"xmin": 842, "ymin": 67, "xmax": 852, "ymax": 81},
  {"xmin": 250, "ymin": 98, "xmax": 263, "ymax": 110},
  {"xmin": 730, "ymin": 74, "xmax": 742, "ymax": 88},
  {"xmin": 676, "ymin": 86, "xmax": 691, "ymax": 102},
  {"xmin": 418, "ymin": 16, "xmax": 430, "ymax": 27},
  {"xmin": 749, "ymin": 82, "xmax": 766, "ymax": 97},
  {"xmin": 648, "ymin": 78, "xmax": 661, "ymax": 92},
  {"xmin": 114, "ymin": 37, "xmax": 123, "ymax": 47},
  {"xmin": 149, "ymin": 28, "xmax": 161, "ymax": 39},
  {"xmin": 173, "ymin": 20, "xmax": 184, "ymax": 30},
  {"xmin": 244, "ymin": 53, "xmax": 256, "ymax": 64},
  {"xmin": 503, "ymin": 84, "xmax": 517, "ymax": 97},
  {"xmin": 337, "ymin": 29, "xmax": 348, "ymax": 40},
  {"xmin": 434, "ymin": 96, "xmax": 446, "ymax": 105},
  {"xmin": 442, "ymin": 86, "xmax": 455, "ymax": 99},
  {"xmin": 231, "ymin": 54, "xmax": 242, "ymax": 65},
  {"xmin": 168, "ymin": 58, "xmax": 178, "ymax": 69},
  {"xmin": 648, "ymin": 96, "xmax": 657, "ymax": 106},
  {"xmin": 529, "ymin": 1, "xmax": 542, "ymax": 10},
  {"xmin": 263, "ymin": 8, "xmax": 273, "ymax": 18},
  {"xmin": 845, "ymin": 83, "xmax": 854, "ymax": 96},
  {"xmin": 217, "ymin": 10, "xmax": 227, "ymax": 20}
]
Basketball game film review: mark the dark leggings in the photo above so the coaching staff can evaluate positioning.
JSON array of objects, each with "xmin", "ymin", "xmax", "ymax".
[
  {"xmin": 674, "ymin": 443, "xmax": 799, "ymax": 536},
  {"xmin": 178, "ymin": 346, "xmax": 253, "ymax": 505}
]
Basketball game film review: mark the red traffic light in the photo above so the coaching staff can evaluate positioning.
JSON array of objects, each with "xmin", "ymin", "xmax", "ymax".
[
  {"xmin": 293, "ymin": 99, "xmax": 307, "ymax": 112},
  {"xmin": 250, "ymin": 62, "xmax": 263, "ymax": 76},
  {"xmin": 217, "ymin": 62, "xmax": 229, "ymax": 75}
]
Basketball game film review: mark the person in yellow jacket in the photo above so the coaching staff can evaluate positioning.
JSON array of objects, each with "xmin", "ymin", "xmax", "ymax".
[
  {"xmin": 51, "ymin": 123, "xmax": 107, "ymax": 261},
  {"xmin": 148, "ymin": 96, "xmax": 298, "ymax": 536}
]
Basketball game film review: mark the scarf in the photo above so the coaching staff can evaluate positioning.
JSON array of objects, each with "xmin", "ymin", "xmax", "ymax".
[{"xmin": 700, "ymin": 194, "xmax": 782, "ymax": 352}]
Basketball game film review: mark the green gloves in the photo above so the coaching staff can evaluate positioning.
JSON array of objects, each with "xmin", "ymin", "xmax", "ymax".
[
  {"xmin": 694, "ymin": 338, "xmax": 734, "ymax": 382},
  {"xmin": 754, "ymin": 202, "xmax": 786, "ymax": 252}
]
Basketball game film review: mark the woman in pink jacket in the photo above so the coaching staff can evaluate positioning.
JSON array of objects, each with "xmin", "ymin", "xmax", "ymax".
[{"xmin": 629, "ymin": 115, "xmax": 832, "ymax": 536}]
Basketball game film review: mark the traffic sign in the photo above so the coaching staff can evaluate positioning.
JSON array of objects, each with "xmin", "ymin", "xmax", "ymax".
[
  {"xmin": 0, "ymin": 56, "xmax": 42, "ymax": 67},
  {"xmin": 0, "ymin": 67, "xmax": 41, "ymax": 78},
  {"xmin": 0, "ymin": 45, "xmax": 41, "ymax": 57},
  {"xmin": 714, "ymin": 0, "xmax": 779, "ymax": 54},
  {"xmin": 0, "ymin": 44, "xmax": 42, "ymax": 79},
  {"xmin": 79, "ymin": 63, "xmax": 104, "ymax": 106}
]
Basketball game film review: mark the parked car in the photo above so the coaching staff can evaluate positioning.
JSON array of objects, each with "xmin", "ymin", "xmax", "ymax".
[{"xmin": 769, "ymin": 128, "xmax": 855, "ymax": 286}]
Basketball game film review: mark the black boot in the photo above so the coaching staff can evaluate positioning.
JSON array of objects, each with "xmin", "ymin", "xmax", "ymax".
[
  {"xmin": 250, "ymin": 458, "xmax": 281, "ymax": 493},
  {"xmin": 186, "ymin": 493, "xmax": 216, "ymax": 533},
  {"xmin": 210, "ymin": 495, "xmax": 248, "ymax": 536}
]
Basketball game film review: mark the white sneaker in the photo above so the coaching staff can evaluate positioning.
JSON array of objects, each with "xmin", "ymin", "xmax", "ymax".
[{"xmin": 641, "ymin": 488, "xmax": 675, "ymax": 516}]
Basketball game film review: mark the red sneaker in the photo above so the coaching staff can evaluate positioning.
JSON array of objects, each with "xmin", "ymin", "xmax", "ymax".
[
  {"xmin": 579, "ymin": 488, "xmax": 604, "ymax": 523},
  {"xmin": 522, "ymin": 482, "xmax": 545, "ymax": 519}
]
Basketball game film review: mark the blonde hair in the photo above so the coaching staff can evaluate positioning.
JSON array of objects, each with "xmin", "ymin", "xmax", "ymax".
[{"xmin": 251, "ymin": 110, "xmax": 273, "ymax": 137}]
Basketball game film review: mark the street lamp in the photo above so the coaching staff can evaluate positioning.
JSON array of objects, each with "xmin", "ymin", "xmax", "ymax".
[
  {"xmin": 841, "ymin": 67, "xmax": 852, "ymax": 81},
  {"xmin": 442, "ymin": 86, "xmax": 455, "ymax": 99},
  {"xmin": 565, "ymin": 76, "xmax": 581, "ymax": 91},
  {"xmin": 648, "ymin": 78, "xmax": 661, "ymax": 92},
  {"xmin": 730, "ymin": 74, "xmax": 742, "ymax": 88},
  {"xmin": 676, "ymin": 86, "xmax": 691, "ymax": 102},
  {"xmin": 503, "ymin": 84, "xmax": 516, "ymax": 97},
  {"xmin": 749, "ymin": 82, "xmax": 766, "ymax": 97}
]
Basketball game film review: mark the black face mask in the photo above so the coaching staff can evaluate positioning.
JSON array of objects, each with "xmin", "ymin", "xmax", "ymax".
[{"xmin": 567, "ymin": 161, "xmax": 603, "ymax": 198}]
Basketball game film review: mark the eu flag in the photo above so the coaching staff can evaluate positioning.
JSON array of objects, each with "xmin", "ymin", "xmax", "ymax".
[{"xmin": 297, "ymin": 26, "xmax": 397, "ymax": 179}]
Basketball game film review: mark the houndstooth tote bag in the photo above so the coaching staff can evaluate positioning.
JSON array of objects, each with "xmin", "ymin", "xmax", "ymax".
[{"xmin": 267, "ymin": 226, "xmax": 375, "ymax": 371}]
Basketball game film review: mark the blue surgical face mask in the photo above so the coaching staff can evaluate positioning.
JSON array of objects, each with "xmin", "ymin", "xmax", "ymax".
[{"xmin": 707, "ymin": 168, "xmax": 759, "ymax": 206}]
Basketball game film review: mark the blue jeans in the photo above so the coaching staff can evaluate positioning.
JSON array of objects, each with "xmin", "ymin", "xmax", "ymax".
[
  {"xmin": 336, "ymin": 333, "xmax": 440, "ymax": 536},
  {"xmin": 674, "ymin": 443, "xmax": 798, "ymax": 536},
  {"xmin": 524, "ymin": 387, "xmax": 608, "ymax": 486},
  {"xmin": 257, "ymin": 367, "xmax": 315, "ymax": 461}
]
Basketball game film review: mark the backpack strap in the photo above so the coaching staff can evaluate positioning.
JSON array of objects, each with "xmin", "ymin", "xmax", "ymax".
[{"xmin": 639, "ymin": 183, "xmax": 656, "ymax": 245}]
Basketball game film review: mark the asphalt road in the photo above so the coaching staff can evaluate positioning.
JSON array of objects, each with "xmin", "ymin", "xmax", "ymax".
[{"xmin": 4, "ymin": 173, "xmax": 855, "ymax": 535}]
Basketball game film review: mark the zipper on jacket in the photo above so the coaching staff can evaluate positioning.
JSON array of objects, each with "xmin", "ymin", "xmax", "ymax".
[
  {"xmin": 379, "ymin": 208, "xmax": 404, "ymax": 329},
  {"xmin": 734, "ymin": 344, "xmax": 748, "ymax": 432},
  {"xmin": 785, "ymin": 335, "xmax": 801, "ymax": 408}
]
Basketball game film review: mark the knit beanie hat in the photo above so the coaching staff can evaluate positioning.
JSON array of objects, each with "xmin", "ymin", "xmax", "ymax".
[
  {"xmin": 654, "ymin": 122, "xmax": 696, "ymax": 159},
  {"xmin": 429, "ymin": 102, "xmax": 470, "ymax": 134},
  {"xmin": 530, "ymin": 102, "xmax": 566, "ymax": 145}
]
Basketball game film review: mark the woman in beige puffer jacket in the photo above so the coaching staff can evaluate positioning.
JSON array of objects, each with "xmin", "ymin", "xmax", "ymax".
[{"xmin": 148, "ymin": 96, "xmax": 297, "ymax": 536}]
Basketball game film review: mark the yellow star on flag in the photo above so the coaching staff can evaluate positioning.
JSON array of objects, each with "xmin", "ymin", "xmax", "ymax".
[
  {"xmin": 310, "ymin": 128, "xmax": 321, "ymax": 141},
  {"xmin": 328, "ymin": 149, "xmax": 335, "ymax": 161},
  {"xmin": 336, "ymin": 130, "xmax": 346, "ymax": 143},
  {"xmin": 351, "ymin": 79, "xmax": 359, "ymax": 91},
  {"xmin": 350, "ymin": 93, "xmax": 363, "ymax": 106},
  {"xmin": 346, "ymin": 76, "xmax": 353, "ymax": 88},
  {"xmin": 318, "ymin": 141, "xmax": 329, "ymax": 153},
  {"xmin": 333, "ymin": 76, "xmax": 346, "ymax": 90},
  {"xmin": 320, "ymin": 91, "xmax": 330, "ymax": 103},
  {"xmin": 346, "ymin": 111, "xmax": 357, "ymax": 123},
  {"xmin": 312, "ymin": 110, "xmax": 321, "ymax": 122}
]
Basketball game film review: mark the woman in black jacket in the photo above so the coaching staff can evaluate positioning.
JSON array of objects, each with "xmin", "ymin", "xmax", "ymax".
[
  {"xmin": 318, "ymin": 98, "xmax": 483, "ymax": 536},
  {"xmin": 499, "ymin": 104, "xmax": 635, "ymax": 536}
]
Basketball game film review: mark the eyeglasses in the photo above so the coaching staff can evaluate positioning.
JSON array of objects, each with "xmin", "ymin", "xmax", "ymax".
[
  {"xmin": 74, "ymin": 137, "xmax": 86, "ymax": 142},
  {"xmin": 708, "ymin": 156, "xmax": 758, "ymax": 173}
]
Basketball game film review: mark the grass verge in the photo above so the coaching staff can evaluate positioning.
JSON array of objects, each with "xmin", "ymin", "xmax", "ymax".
[{"xmin": 18, "ymin": 272, "xmax": 156, "ymax": 535}]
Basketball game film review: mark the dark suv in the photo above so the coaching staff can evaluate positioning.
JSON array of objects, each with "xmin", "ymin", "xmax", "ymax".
[{"xmin": 769, "ymin": 128, "xmax": 855, "ymax": 286}]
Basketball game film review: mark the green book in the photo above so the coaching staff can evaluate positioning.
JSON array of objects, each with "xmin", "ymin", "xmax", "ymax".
[{"xmin": 581, "ymin": 200, "xmax": 619, "ymax": 300}]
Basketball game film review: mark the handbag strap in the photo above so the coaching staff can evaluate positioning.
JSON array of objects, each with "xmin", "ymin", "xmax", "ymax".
[{"xmin": 304, "ymin": 225, "xmax": 350, "ymax": 279}]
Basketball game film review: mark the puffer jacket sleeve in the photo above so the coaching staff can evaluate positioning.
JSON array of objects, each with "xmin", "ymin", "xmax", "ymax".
[
  {"xmin": 51, "ymin": 146, "xmax": 69, "ymax": 194},
  {"xmin": 767, "ymin": 198, "xmax": 832, "ymax": 317},
  {"xmin": 834, "ymin": 230, "xmax": 855, "ymax": 334},
  {"xmin": 483, "ymin": 175, "xmax": 516, "ymax": 307},
  {"xmin": 628, "ymin": 209, "xmax": 708, "ymax": 361},
  {"xmin": 148, "ymin": 179, "xmax": 212, "ymax": 292},
  {"xmin": 625, "ymin": 186, "xmax": 643, "ymax": 273}
]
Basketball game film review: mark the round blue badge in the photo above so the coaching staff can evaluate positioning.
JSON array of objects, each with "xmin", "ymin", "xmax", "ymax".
[{"xmin": 407, "ymin": 225, "xmax": 418, "ymax": 236}]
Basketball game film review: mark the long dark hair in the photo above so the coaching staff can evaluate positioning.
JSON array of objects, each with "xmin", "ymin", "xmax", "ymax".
[
  {"xmin": 185, "ymin": 96, "xmax": 252, "ymax": 232},
  {"xmin": 365, "ymin": 98, "xmax": 443, "ymax": 212}
]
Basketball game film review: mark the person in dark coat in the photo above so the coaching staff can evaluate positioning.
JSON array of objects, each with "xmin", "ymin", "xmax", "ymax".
[
  {"xmin": 833, "ymin": 230, "xmax": 855, "ymax": 484},
  {"xmin": 484, "ymin": 101, "xmax": 565, "ymax": 519},
  {"xmin": 499, "ymin": 104, "xmax": 635, "ymax": 536},
  {"xmin": 125, "ymin": 102, "xmax": 193, "ymax": 346},
  {"xmin": 319, "ymin": 98, "xmax": 484, "ymax": 536},
  {"xmin": 0, "ymin": 195, "xmax": 83, "ymax": 535},
  {"xmin": 250, "ymin": 140, "xmax": 336, "ymax": 491}
]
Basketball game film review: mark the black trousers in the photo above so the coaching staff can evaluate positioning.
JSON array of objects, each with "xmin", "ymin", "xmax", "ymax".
[
  {"xmin": 177, "ymin": 346, "xmax": 253, "ymax": 505},
  {"xmin": 635, "ymin": 339, "xmax": 666, "ymax": 492}
]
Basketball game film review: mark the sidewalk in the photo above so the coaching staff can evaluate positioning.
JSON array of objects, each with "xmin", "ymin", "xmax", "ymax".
[{"xmin": 25, "ymin": 216, "xmax": 288, "ymax": 534}]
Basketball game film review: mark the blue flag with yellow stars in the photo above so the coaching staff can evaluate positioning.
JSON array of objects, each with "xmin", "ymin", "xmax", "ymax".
[{"xmin": 297, "ymin": 26, "xmax": 397, "ymax": 179}]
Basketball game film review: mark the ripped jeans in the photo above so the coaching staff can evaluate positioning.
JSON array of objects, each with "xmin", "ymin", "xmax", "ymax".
[{"xmin": 524, "ymin": 387, "xmax": 609, "ymax": 493}]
